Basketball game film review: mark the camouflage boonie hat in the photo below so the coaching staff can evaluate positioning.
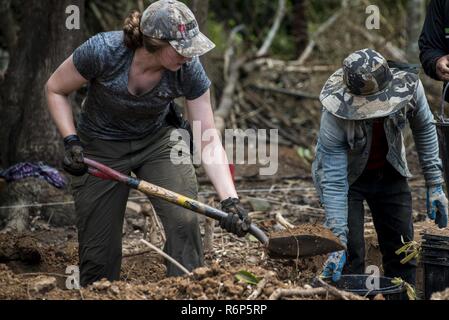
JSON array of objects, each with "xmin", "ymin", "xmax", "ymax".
[
  {"xmin": 140, "ymin": 0, "xmax": 215, "ymax": 58},
  {"xmin": 320, "ymin": 48, "xmax": 419, "ymax": 120}
]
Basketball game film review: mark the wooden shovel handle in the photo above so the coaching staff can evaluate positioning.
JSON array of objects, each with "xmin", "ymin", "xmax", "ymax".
[{"xmin": 84, "ymin": 158, "xmax": 269, "ymax": 245}]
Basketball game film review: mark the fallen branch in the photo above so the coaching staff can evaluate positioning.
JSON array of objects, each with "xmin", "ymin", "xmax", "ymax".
[
  {"xmin": 348, "ymin": 21, "xmax": 407, "ymax": 62},
  {"xmin": 223, "ymin": 25, "xmax": 245, "ymax": 83},
  {"xmin": 269, "ymin": 280, "xmax": 367, "ymax": 300},
  {"xmin": 249, "ymin": 84, "xmax": 319, "ymax": 100},
  {"xmin": 315, "ymin": 277, "xmax": 367, "ymax": 300},
  {"xmin": 18, "ymin": 272, "xmax": 68, "ymax": 278},
  {"xmin": 256, "ymin": 0, "xmax": 286, "ymax": 57},
  {"xmin": 243, "ymin": 58, "xmax": 336, "ymax": 73},
  {"xmin": 197, "ymin": 174, "xmax": 312, "ymax": 184},
  {"xmin": 247, "ymin": 271, "xmax": 276, "ymax": 300},
  {"xmin": 141, "ymin": 202, "xmax": 166, "ymax": 245},
  {"xmin": 269, "ymin": 287, "xmax": 328, "ymax": 300},
  {"xmin": 275, "ymin": 211, "xmax": 295, "ymax": 229},
  {"xmin": 123, "ymin": 248, "xmax": 153, "ymax": 258},
  {"xmin": 140, "ymin": 239, "xmax": 191, "ymax": 276},
  {"xmin": 296, "ymin": 2, "xmax": 346, "ymax": 64}
]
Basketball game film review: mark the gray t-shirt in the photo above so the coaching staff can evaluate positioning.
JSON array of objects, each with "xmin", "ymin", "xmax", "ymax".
[{"xmin": 72, "ymin": 31, "xmax": 211, "ymax": 140}]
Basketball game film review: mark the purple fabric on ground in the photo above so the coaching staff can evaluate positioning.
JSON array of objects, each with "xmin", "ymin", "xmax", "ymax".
[{"xmin": 0, "ymin": 162, "xmax": 67, "ymax": 189}]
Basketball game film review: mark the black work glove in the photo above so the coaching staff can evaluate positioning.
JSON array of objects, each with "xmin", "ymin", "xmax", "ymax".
[
  {"xmin": 62, "ymin": 135, "xmax": 88, "ymax": 176},
  {"xmin": 220, "ymin": 198, "xmax": 252, "ymax": 237}
]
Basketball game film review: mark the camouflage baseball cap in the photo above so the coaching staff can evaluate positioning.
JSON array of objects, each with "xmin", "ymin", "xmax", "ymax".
[
  {"xmin": 320, "ymin": 48, "xmax": 419, "ymax": 120},
  {"xmin": 140, "ymin": 0, "xmax": 215, "ymax": 58}
]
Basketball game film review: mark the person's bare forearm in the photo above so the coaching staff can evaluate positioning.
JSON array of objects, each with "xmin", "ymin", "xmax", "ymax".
[
  {"xmin": 45, "ymin": 87, "xmax": 77, "ymax": 139},
  {"xmin": 45, "ymin": 55, "xmax": 87, "ymax": 139},
  {"xmin": 200, "ymin": 131, "xmax": 238, "ymax": 201}
]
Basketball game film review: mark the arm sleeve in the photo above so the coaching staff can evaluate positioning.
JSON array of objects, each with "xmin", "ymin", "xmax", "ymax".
[
  {"xmin": 317, "ymin": 111, "xmax": 350, "ymax": 245},
  {"xmin": 181, "ymin": 57, "xmax": 211, "ymax": 101},
  {"xmin": 72, "ymin": 33, "xmax": 107, "ymax": 80},
  {"xmin": 419, "ymin": 0, "xmax": 447, "ymax": 80},
  {"xmin": 409, "ymin": 80, "xmax": 445, "ymax": 186}
]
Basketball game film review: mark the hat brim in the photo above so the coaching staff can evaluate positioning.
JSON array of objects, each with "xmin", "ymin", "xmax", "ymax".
[
  {"xmin": 169, "ymin": 32, "xmax": 216, "ymax": 58},
  {"xmin": 320, "ymin": 68, "xmax": 419, "ymax": 120}
]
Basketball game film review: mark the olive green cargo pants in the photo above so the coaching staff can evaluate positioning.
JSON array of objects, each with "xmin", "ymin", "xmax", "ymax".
[{"xmin": 71, "ymin": 127, "xmax": 203, "ymax": 287}]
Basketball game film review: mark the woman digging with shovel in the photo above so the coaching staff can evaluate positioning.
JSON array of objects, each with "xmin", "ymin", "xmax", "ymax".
[{"xmin": 45, "ymin": 0, "xmax": 251, "ymax": 287}]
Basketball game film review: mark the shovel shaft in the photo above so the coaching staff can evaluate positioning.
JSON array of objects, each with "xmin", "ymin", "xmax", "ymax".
[
  {"xmin": 84, "ymin": 158, "xmax": 269, "ymax": 246},
  {"xmin": 138, "ymin": 180, "xmax": 269, "ymax": 245}
]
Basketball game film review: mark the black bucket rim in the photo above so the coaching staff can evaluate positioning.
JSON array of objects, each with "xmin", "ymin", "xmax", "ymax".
[{"xmin": 422, "ymin": 259, "xmax": 449, "ymax": 267}]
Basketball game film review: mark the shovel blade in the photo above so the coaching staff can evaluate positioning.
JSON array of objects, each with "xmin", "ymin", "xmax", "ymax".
[{"xmin": 266, "ymin": 225, "xmax": 345, "ymax": 259}]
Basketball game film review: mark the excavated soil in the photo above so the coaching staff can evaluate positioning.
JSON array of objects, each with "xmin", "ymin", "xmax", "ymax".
[
  {"xmin": 0, "ymin": 229, "xmax": 328, "ymax": 300},
  {"xmin": 267, "ymin": 224, "xmax": 345, "ymax": 258},
  {"xmin": 0, "ymin": 148, "xmax": 448, "ymax": 300}
]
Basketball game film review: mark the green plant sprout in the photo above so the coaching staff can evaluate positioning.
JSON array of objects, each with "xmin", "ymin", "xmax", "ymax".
[
  {"xmin": 235, "ymin": 270, "xmax": 261, "ymax": 285},
  {"xmin": 395, "ymin": 235, "xmax": 422, "ymax": 265},
  {"xmin": 391, "ymin": 277, "xmax": 417, "ymax": 300}
]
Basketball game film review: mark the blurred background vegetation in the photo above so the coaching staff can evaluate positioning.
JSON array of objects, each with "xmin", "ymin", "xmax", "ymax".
[{"xmin": 0, "ymin": 0, "xmax": 442, "ymax": 230}]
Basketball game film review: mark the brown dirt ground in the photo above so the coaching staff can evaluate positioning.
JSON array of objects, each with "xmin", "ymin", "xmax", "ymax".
[
  {"xmin": 0, "ymin": 228, "xmax": 328, "ymax": 300},
  {"xmin": 0, "ymin": 146, "xmax": 448, "ymax": 300}
]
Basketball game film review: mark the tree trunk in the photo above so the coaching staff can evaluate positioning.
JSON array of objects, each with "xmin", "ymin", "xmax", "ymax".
[
  {"xmin": 191, "ymin": 0, "xmax": 209, "ymax": 31},
  {"xmin": 0, "ymin": 0, "xmax": 85, "ymax": 168},
  {"xmin": 292, "ymin": 0, "xmax": 308, "ymax": 57},
  {"xmin": 0, "ymin": 0, "xmax": 85, "ymax": 231},
  {"xmin": 406, "ymin": 0, "xmax": 425, "ymax": 63}
]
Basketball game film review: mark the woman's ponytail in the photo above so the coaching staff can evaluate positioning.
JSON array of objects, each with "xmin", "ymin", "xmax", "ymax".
[{"xmin": 123, "ymin": 10, "xmax": 143, "ymax": 49}]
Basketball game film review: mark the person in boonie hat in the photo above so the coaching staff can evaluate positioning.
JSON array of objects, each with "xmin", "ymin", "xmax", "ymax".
[
  {"xmin": 46, "ymin": 0, "xmax": 250, "ymax": 287},
  {"xmin": 312, "ymin": 48, "xmax": 448, "ymax": 287},
  {"xmin": 320, "ymin": 48, "xmax": 420, "ymax": 120}
]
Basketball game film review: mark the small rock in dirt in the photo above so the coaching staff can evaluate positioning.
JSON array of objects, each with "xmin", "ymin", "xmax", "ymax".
[
  {"xmin": 0, "ymin": 264, "xmax": 10, "ymax": 272},
  {"xmin": 223, "ymin": 279, "xmax": 242, "ymax": 296},
  {"xmin": 248, "ymin": 198, "xmax": 271, "ymax": 212},
  {"xmin": 247, "ymin": 256, "xmax": 259, "ymax": 264},
  {"xmin": 29, "ymin": 276, "xmax": 57, "ymax": 294},
  {"xmin": 110, "ymin": 285, "xmax": 120, "ymax": 295},
  {"xmin": 92, "ymin": 279, "xmax": 112, "ymax": 291},
  {"xmin": 126, "ymin": 201, "xmax": 142, "ymax": 215},
  {"xmin": 192, "ymin": 267, "xmax": 211, "ymax": 279},
  {"xmin": 127, "ymin": 218, "xmax": 145, "ymax": 231},
  {"xmin": 186, "ymin": 283, "xmax": 204, "ymax": 298},
  {"xmin": 263, "ymin": 286, "xmax": 275, "ymax": 296},
  {"xmin": 431, "ymin": 288, "xmax": 449, "ymax": 300}
]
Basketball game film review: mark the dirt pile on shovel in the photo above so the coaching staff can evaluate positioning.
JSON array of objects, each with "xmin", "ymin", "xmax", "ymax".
[{"xmin": 267, "ymin": 224, "xmax": 344, "ymax": 258}]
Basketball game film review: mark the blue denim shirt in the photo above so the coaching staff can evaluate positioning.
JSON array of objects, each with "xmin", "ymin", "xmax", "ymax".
[{"xmin": 312, "ymin": 80, "xmax": 444, "ymax": 245}]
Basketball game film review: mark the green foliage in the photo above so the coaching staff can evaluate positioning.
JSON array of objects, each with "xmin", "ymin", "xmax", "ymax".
[
  {"xmin": 207, "ymin": 19, "xmax": 230, "ymax": 54},
  {"xmin": 391, "ymin": 277, "xmax": 417, "ymax": 300},
  {"xmin": 235, "ymin": 270, "xmax": 261, "ymax": 285},
  {"xmin": 297, "ymin": 147, "xmax": 314, "ymax": 165},
  {"xmin": 79, "ymin": 0, "xmax": 423, "ymax": 60},
  {"xmin": 395, "ymin": 236, "xmax": 422, "ymax": 265}
]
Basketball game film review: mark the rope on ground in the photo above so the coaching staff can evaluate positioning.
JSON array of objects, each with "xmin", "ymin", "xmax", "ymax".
[{"xmin": 0, "ymin": 186, "xmax": 318, "ymax": 210}]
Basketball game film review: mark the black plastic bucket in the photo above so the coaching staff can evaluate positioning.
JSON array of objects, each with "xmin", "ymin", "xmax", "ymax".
[
  {"xmin": 317, "ymin": 275, "xmax": 407, "ymax": 300},
  {"xmin": 435, "ymin": 83, "xmax": 449, "ymax": 192},
  {"xmin": 421, "ymin": 233, "xmax": 449, "ymax": 299}
]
